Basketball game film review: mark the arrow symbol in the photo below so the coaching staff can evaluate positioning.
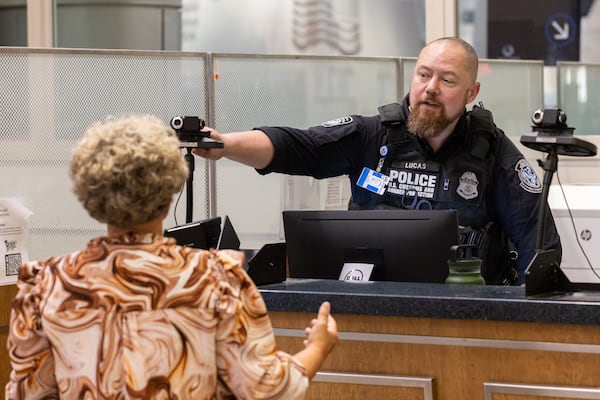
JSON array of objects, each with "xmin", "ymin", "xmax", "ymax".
[{"xmin": 552, "ymin": 20, "xmax": 570, "ymax": 40}]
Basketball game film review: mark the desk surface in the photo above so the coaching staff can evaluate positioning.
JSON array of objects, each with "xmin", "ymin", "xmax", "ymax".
[{"xmin": 259, "ymin": 279, "xmax": 600, "ymax": 325}]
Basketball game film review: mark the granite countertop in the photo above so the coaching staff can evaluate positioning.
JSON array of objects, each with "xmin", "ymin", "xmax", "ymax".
[{"xmin": 259, "ymin": 279, "xmax": 600, "ymax": 325}]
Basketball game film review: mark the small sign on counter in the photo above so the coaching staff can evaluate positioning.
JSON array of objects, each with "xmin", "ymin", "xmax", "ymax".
[{"xmin": 0, "ymin": 199, "xmax": 33, "ymax": 286}]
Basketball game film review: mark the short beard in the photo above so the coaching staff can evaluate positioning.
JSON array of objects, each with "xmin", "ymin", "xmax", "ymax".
[{"xmin": 407, "ymin": 103, "xmax": 451, "ymax": 139}]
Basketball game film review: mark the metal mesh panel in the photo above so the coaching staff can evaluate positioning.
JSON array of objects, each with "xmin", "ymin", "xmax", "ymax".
[{"xmin": 0, "ymin": 49, "xmax": 208, "ymax": 260}]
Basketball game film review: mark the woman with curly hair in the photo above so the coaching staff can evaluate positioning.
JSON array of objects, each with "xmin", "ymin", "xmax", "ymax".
[{"xmin": 6, "ymin": 114, "xmax": 337, "ymax": 400}]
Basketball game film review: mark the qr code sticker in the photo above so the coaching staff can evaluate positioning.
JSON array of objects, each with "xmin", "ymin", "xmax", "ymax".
[
  {"xmin": 5, "ymin": 239, "xmax": 17, "ymax": 252},
  {"xmin": 5, "ymin": 253, "xmax": 22, "ymax": 276}
]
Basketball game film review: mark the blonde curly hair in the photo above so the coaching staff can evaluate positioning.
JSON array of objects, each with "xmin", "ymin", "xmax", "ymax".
[{"xmin": 69, "ymin": 114, "xmax": 189, "ymax": 227}]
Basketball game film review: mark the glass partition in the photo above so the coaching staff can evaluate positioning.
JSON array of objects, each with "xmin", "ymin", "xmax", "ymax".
[
  {"xmin": 557, "ymin": 62, "xmax": 600, "ymax": 135},
  {"xmin": 477, "ymin": 59, "xmax": 545, "ymax": 159},
  {"xmin": 402, "ymin": 57, "xmax": 544, "ymax": 162},
  {"xmin": 554, "ymin": 61, "xmax": 600, "ymax": 186},
  {"xmin": 211, "ymin": 54, "xmax": 400, "ymax": 248},
  {"xmin": 1, "ymin": 48, "xmax": 590, "ymax": 259},
  {"xmin": 0, "ymin": 48, "xmax": 208, "ymax": 261},
  {"xmin": 402, "ymin": 57, "xmax": 544, "ymax": 138}
]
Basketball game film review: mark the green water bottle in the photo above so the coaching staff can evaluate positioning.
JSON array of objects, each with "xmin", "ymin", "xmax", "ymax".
[{"xmin": 445, "ymin": 244, "xmax": 486, "ymax": 285}]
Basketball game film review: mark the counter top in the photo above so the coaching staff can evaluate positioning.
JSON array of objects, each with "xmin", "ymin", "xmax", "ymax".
[{"xmin": 259, "ymin": 279, "xmax": 600, "ymax": 325}]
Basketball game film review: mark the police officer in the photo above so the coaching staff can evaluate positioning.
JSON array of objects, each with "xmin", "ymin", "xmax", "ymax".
[{"xmin": 193, "ymin": 37, "xmax": 562, "ymax": 285}]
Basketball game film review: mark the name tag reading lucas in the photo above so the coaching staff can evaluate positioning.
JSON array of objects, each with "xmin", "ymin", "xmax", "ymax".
[{"xmin": 356, "ymin": 167, "xmax": 389, "ymax": 195}]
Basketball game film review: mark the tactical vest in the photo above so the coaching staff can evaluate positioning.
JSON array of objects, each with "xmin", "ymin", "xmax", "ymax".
[
  {"xmin": 373, "ymin": 102, "xmax": 515, "ymax": 285},
  {"xmin": 376, "ymin": 102, "xmax": 495, "ymax": 228}
]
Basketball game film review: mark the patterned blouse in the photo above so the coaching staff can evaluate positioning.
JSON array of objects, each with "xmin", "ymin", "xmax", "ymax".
[{"xmin": 5, "ymin": 234, "xmax": 308, "ymax": 399}]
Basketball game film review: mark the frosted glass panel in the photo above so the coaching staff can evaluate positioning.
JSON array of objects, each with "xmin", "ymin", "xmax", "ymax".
[
  {"xmin": 212, "ymin": 54, "xmax": 400, "ymax": 247},
  {"xmin": 476, "ymin": 60, "xmax": 544, "ymax": 140},
  {"xmin": 558, "ymin": 62, "xmax": 600, "ymax": 135},
  {"xmin": 213, "ymin": 54, "xmax": 400, "ymax": 130},
  {"xmin": 402, "ymin": 57, "xmax": 544, "ymax": 141},
  {"xmin": 2, "ymin": 49, "xmax": 553, "ymax": 257},
  {"xmin": 0, "ymin": 49, "xmax": 208, "ymax": 260},
  {"xmin": 401, "ymin": 57, "xmax": 415, "ymax": 102}
]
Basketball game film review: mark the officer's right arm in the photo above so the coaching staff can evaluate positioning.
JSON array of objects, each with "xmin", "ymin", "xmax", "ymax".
[{"xmin": 192, "ymin": 128, "xmax": 274, "ymax": 169}]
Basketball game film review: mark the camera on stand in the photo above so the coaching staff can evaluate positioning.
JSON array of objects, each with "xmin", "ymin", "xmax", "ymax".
[
  {"xmin": 169, "ymin": 115, "xmax": 224, "ymax": 224},
  {"xmin": 520, "ymin": 108, "xmax": 594, "ymax": 156},
  {"xmin": 531, "ymin": 108, "xmax": 567, "ymax": 128},
  {"xmin": 169, "ymin": 116, "xmax": 224, "ymax": 149},
  {"xmin": 520, "ymin": 108, "xmax": 597, "ymax": 299}
]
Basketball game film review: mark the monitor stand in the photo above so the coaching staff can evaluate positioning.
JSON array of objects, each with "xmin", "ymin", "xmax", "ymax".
[{"xmin": 526, "ymin": 249, "xmax": 600, "ymax": 302}]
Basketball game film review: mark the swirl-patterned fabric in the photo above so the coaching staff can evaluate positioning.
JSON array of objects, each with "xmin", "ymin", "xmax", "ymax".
[{"xmin": 6, "ymin": 234, "xmax": 308, "ymax": 399}]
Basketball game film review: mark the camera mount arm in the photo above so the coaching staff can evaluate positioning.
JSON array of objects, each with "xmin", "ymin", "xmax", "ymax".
[{"xmin": 170, "ymin": 116, "xmax": 224, "ymax": 223}]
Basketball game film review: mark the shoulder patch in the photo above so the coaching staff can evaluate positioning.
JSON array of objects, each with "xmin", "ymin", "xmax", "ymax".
[
  {"xmin": 320, "ymin": 116, "xmax": 353, "ymax": 127},
  {"xmin": 515, "ymin": 159, "xmax": 542, "ymax": 193}
]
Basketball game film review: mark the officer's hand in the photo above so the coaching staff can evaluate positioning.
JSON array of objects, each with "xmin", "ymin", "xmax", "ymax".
[{"xmin": 192, "ymin": 127, "xmax": 226, "ymax": 160}]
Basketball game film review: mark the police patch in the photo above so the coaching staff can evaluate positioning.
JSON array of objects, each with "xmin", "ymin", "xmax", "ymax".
[
  {"xmin": 515, "ymin": 159, "xmax": 542, "ymax": 193},
  {"xmin": 320, "ymin": 116, "xmax": 353, "ymax": 127}
]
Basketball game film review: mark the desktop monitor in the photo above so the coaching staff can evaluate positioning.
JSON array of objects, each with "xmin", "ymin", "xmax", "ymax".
[
  {"xmin": 282, "ymin": 209, "xmax": 459, "ymax": 283},
  {"xmin": 167, "ymin": 215, "xmax": 285, "ymax": 286},
  {"xmin": 164, "ymin": 216, "xmax": 222, "ymax": 249}
]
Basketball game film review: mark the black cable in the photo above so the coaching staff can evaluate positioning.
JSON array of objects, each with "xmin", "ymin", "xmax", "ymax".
[
  {"xmin": 172, "ymin": 148, "xmax": 186, "ymax": 227},
  {"xmin": 173, "ymin": 185, "xmax": 184, "ymax": 227}
]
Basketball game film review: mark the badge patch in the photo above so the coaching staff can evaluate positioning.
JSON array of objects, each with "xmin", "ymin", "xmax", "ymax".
[
  {"xmin": 379, "ymin": 145, "xmax": 389, "ymax": 157},
  {"xmin": 320, "ymin": 116, "xmax": 353, "ymax": 127},
  {"xmin": 456, "ymin": 171, "xmax": 479, "ymax": 200},
  {"xmin": 515, "ymin": 159, "xmax": 542, "ymax": 193}
]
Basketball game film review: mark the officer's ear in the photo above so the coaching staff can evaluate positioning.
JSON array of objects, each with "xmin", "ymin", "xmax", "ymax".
[{"xmin": 466, "ymin": 82, "xmax": 480, "ymax": 104}]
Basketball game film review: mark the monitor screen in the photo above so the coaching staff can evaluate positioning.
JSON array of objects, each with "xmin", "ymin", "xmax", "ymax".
[
  {"xmin": 164, "ymin": 216, "xmax": 222, "ymax": 249},
  {"xmin": 282, "ymin": 209, "xmax": 460, "ymax": 283}
]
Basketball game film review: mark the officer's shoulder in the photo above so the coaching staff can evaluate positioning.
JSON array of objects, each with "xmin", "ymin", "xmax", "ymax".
[
  {"xmin": 468, "ymin": 104, "xmax": 495, "ymax": 126},
  {"xmin": 377, "ymin": 102, "xmax": 404, "ymax": 124}
]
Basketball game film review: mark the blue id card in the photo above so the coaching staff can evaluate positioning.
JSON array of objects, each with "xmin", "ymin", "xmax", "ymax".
[{"xmin": 356, "ymin": 167, "xmax": 389, "ymax": 195}]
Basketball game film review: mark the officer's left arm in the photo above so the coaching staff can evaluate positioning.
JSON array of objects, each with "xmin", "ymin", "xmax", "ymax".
[{"xmin": 491, "ymin": 136, "xmax": 562, "ymax": 284}]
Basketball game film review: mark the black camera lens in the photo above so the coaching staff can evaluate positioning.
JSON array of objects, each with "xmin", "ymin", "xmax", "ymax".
[
  {"xmin": 532, "ymin": 109, "xmax": 544, "ymax": 125},
  {"xmin": 170, "ymin": 116, "xmax": 184, "ymax": 130}
]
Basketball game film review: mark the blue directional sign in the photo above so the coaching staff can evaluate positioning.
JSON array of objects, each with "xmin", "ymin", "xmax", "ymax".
[{"xmin": 545, "ymin": 12, "xmax": 577, "ymax": 48}]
